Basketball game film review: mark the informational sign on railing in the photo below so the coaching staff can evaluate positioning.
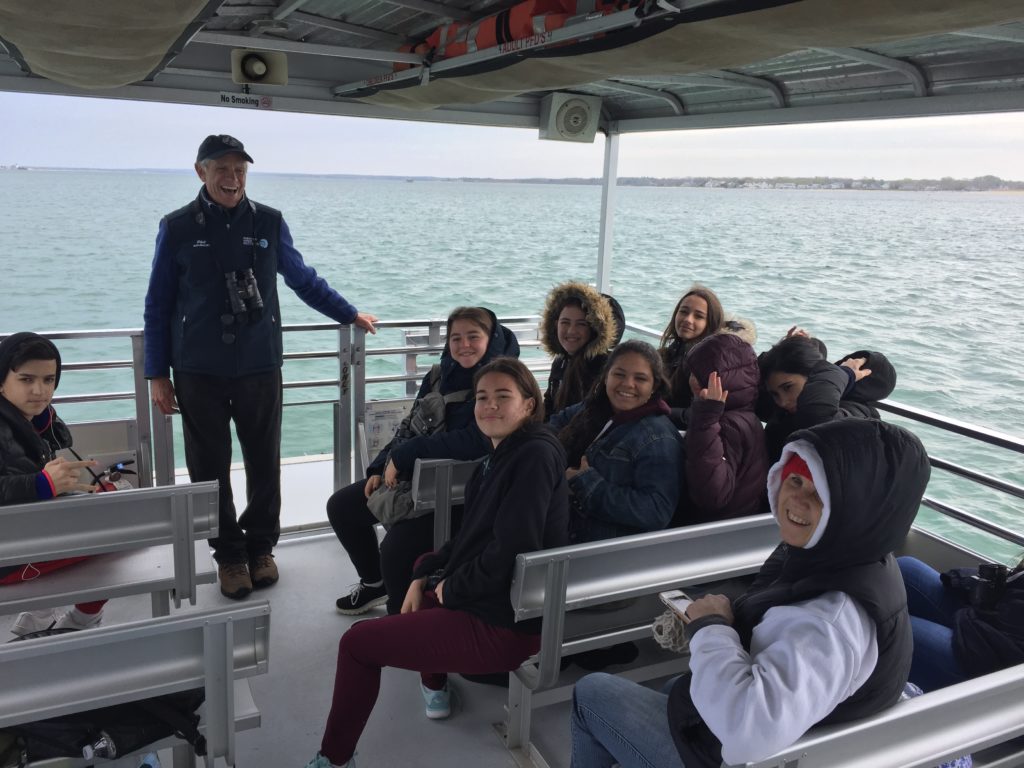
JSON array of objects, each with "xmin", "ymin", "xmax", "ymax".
[{"xmin": 363, "ymin": 399, "xmax": 415, "ymax": 459}]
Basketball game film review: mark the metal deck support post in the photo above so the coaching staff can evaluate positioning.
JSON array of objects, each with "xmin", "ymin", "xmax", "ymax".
[
  {"xmin": 335, "ymin": 325, "xmax": 356, "ymax": 490},
  {"xmin": 596, "ymin": 129, "xmax": 620, "ymax": 294},
  {"xmin": 432, "ymin": 463, "xmax": 454, "ymax": 550},
  {"xmin": 130, "ymin": 333, "xmax": 155, "ymax": 487},
  {"xmin": 202, "ymin": 619, "xmax": 236, "ymax": 767},
  {"xmin": 505, "ymin": 672, "xmax": 532, "ymax": 751}
]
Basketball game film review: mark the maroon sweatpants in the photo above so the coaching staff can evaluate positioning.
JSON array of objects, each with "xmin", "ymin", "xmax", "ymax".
[{"xmin": 319, "ymin": 592, "xmax": 539, "ymax": 764}]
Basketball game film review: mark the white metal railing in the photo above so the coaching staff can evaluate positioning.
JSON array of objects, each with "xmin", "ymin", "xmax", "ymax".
[{"xmin": 3, "ymin": 321, "xmax": 1021, "ymax": 553}]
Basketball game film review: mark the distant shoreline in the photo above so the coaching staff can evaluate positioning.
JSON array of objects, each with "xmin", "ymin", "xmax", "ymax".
[{"xmin": 1, "ymin": 166, "xmax": 1020, "ymax": 191}]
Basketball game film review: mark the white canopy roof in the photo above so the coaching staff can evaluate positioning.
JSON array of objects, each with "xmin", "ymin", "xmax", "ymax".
[{"xmin": 1, "ymin": 0, "xmax": 1023, "ymax": 132}]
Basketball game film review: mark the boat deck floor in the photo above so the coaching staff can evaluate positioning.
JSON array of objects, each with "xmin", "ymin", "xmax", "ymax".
[{"xmin": 1, "ymin": 530, "xmax": 577, "ymax": 768}]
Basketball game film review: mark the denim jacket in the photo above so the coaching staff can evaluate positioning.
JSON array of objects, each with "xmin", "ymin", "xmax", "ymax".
[{"xmin": 552, "ymin": 403, "xmax": 683, "ymax": 542}]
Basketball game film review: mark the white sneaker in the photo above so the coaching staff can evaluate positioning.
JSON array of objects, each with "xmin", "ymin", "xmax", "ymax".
[
  {"xmin": 11, "ymin": 608, "xmax": 57, "ymax": 636},
  {"xmin": 53, "ymin": 607, "xmax": 103, "ymax": 631}
]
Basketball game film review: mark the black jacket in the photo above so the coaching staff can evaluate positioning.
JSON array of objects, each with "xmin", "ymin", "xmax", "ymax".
[
  {"xmin": 760, "ymin": 350, "xmax": 897, "ymax": 463},
  {"xmin": 668, "ymin": 419, "xmax": 929, "ymax": 766},
  {"xmin": 0, "ymin": 402, "xmax": 72, "ymax": 507},
  {"xmin": 152, "ymin": 193, "xmax": 286, "ymax": 377},
  {"xmin": 412, "ymin": 424, "xmax": 569, "ymax": 630}
]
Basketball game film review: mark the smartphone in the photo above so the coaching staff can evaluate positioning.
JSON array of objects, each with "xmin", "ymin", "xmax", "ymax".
[{"xmin": 659, "ymin": 589, "xmax": 693, "ymax": 618}]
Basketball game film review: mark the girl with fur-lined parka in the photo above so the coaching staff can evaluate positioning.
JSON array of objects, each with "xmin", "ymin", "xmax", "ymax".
[
  {"xmin": 539, "ymin": 282, "xmax": 624, "ymax": 418},
  {"xmin": 678, "ymin": 332, "xmax": 769, "ymax": 523},
  {"xmin": 549, "ymin": 340, "xmax": 683, "ymax": 543},
  {"xmin": 757, "ymin": 331, "xmax": 897, "ymax": 464},
  {"xmin": 659, "ymin": 286, "xmax": 724, "ymax": 425}
]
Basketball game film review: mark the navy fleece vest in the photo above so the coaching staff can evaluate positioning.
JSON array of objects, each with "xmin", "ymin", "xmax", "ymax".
[{"xmin": 163, "ymin": 196, "xmax": 284, "ymax": 377}]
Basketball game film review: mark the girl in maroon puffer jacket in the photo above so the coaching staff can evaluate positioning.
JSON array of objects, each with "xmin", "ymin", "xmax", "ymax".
[{"xmin": 677, "ymin": 332, "xmax": 768, "ymax": 523}]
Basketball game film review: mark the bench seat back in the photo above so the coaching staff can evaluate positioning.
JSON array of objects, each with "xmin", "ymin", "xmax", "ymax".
[
  {"xmin": 740, "ymin": 663, "xmax": 1024, "ymax": 768},
  {"xmin": 510, "ymin": 514, "xmax": 779, "ymax": 691},
  {"xmin": 0, "ymin": 481, "xmax": 218, "ymax": 608},
  {"xmin": 0, "ymin": 602, "xmax": 270, "ymax": 766}
]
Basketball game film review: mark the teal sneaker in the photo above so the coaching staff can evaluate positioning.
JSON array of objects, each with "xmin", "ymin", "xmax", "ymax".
[
  {"xmin": 303, "ymin": 753, "xmax": 353, "ymax": 768},
  {"xmin": 420, "ymin": 681, "xmax": 451, "ymax": 720}
]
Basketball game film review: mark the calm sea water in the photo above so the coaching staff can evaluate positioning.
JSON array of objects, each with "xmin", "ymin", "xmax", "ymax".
[{"xmin": 1, "ymin": 170, "xmax": 1022, "ymax": 558}]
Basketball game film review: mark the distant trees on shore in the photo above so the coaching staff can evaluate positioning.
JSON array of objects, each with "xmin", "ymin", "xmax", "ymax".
[{"xmin": 463, "ymin": 174, "xmax": 1022, "ymax": 191}]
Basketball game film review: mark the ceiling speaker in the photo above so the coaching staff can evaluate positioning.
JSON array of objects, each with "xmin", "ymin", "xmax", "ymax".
[
  {"xmin": 539, "ymin": 93, "xmax": 602, "ymax": 143},
  {"xmin": 230, "ymin": 49, "xmax": 288, "ymax": 86}
]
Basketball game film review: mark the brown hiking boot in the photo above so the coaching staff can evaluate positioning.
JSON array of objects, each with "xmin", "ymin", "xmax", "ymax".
[
  {"xmin": 250, "ymin": 553, "xmax": 279, "ymax": 589},
  {"xmin": 218, "ymin": 561, "xmax": 253, "ymax": 600}
]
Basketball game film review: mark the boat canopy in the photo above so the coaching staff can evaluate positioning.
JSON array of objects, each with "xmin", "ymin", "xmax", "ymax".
[{"xmin": 1, "ymin": 0, "xmax": 1023, "ymax": 133}]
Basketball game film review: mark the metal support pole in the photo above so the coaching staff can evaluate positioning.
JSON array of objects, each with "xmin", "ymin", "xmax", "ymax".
[
  {"xmin": 130, "ymin": 333, "xmax": 155, "ymax": 487},
  {"xmin": 202, "ymin": 619, "xmax": 235, "ymax": 767},
  {"xmin": 596, "ymin": 130, "xmax": 620, "ymax": 295},
  {"xmin": 335, "ymin": 326, "xmax": 356, "ymax": 490},
  {"xmin": 432, "ymin": 463, "xmax": 453, "ymax": 550}
]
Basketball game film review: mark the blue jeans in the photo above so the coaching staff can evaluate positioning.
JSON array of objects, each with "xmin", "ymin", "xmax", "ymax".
[
  {"xmin": 898, "ymin": 556, "xmax": 969, "ymax": 692},
  {"xmin": 570, "ymin": 673, "xmax": 685, "ymax": 768}
]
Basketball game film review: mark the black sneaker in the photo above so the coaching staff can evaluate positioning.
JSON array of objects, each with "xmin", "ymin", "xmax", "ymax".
[{"xmin": 335, "ymin": 582, "xmax": 388, "ymax": 615}]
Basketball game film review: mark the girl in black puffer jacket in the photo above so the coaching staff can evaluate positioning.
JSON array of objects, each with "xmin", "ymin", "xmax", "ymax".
[
  {"xmin": 0, "ymin": 332, "xmax": 105, "ymax": 636},
  {"xmin": 757, "ymin": 333, "xmax": 897, "ymax": 463}
]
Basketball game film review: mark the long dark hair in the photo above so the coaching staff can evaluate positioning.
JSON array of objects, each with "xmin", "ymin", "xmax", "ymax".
[
  {"xmin": 758, "ymin": 335, "xmax": 825, "ymax": 385},
  {"xmin": 557, "ymin": 340, "xmax": 668, "ymax": 465},
  {"xmin": 659, "ymin": 285, "xmax": 724, "ymax": 353},
  {"xmin": 474, "ymin": 357, "xmax": 545, "ymax": 424}
]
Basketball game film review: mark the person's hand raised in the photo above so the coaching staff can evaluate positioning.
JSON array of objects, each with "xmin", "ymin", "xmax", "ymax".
[
  {"xmin": 840, "ymin": 356, "xmax": 872, "ymax": 381},
  {"xmin": 698, "ymin": 371, "xmax": 729, "ymax": 403}
]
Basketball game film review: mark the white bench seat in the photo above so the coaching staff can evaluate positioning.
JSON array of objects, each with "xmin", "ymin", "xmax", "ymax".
[
  {"xmin": 0, "ymin": 482, "xmax": 218, "ymax": 615},
  {"xmin": 0, "ymin": 603, "xmax": 270, "ymax": 768},
  {"xmin": 0, "ymin": 541, "xmax": 216, "ymax": 618},
  {"xmin": 503, "ymin": 515, "xmax": 780, "ymax": 761}
]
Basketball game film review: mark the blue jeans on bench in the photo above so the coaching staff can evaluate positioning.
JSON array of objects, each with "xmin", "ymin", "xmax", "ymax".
[
  {"xmin": 570, "ymin": 672, "xmax": 684, "ymax": 768},
  {"xmin": 898, "ymin": 556, "xmax": 969, "ymax": 692}
]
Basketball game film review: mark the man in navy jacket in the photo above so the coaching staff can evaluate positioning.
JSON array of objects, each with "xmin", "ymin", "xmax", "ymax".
[{"xmin": 143, "ymin": 134, "xmax": 376, "ymax": 599}]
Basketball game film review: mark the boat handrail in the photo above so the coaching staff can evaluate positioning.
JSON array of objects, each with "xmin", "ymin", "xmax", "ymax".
[{"xmin": 3, "ymin": 322, "xmax": 1021, "ymax": 553}]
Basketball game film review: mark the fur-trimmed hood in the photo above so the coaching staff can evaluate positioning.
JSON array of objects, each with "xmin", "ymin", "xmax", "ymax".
[{"xmin": 540, "ymin": 282, "xmax": 623, "ymax": 360}]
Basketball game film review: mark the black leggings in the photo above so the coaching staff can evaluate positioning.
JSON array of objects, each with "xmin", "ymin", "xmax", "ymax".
[{"xmin": 325, "ymin": 480, "xmax": 463, "ymax": 614}]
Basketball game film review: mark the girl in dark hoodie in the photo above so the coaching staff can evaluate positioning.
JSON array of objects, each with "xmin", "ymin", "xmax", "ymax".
[
  {"xmin": 570, "ymin": 419, "xmax": 929, "ymax": 767},
  {"xmin": 329, "ymin": 306, "xmax": 520, "ymax": 616},
  {"xmin": 0, "ymin": 332, "xmax": 105, "ymax": 636},
  {"xmin": 679, "ymin": 332, "xmax": 768, "ymax": 523},
  {"xmin": 304, "ymin": 358, "xmax": 568, "ymax": 768},
  {"xmin": 758, "ymin": 333, "xmax": 897, "ymax": 463},
  {"xmin": 539, "ymin": 282, "xmax": 624, "ymax": 417}
]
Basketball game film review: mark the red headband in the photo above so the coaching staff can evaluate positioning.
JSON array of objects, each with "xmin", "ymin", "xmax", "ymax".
[{"xmin": 782, "ymin": 453, "xmax": 812, "ymax": 482}]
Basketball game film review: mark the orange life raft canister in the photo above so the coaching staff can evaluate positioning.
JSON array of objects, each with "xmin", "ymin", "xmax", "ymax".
[{"xmin": 395, "ymin": 0, "xmax": 630, "ymax": 71}]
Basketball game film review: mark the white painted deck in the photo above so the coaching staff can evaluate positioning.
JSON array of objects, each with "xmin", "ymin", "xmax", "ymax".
[{"xmin": 0, "ymin": 458, "xmax": 582, "ymax": 768}]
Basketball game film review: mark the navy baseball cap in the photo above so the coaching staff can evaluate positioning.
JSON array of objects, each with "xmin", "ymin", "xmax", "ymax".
[{"xmin": 196, "ymin": 134, "xmax": 254, "ymax": 164}]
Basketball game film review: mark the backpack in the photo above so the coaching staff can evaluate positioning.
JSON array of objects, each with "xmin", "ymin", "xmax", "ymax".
[
  {"xmin": 0, "ymin": 681, "xmax": 206, "ymax": 765},
  {"xmin": 395, "ymin": 364, "xmax": 472, "ymax": 441},
  {"xmin": 366, "ymin": 364, "xmax": 472, "ymax": 525}
]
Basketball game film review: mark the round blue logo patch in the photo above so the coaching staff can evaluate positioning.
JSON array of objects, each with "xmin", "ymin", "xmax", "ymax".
[{"xmin": 258, "ymin": 238, "xmax": 269, "ymax": 249}]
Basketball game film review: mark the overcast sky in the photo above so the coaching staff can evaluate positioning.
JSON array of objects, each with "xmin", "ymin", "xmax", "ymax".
[{"xmin": 1, "ymin": 91, "xmax": 1023, "ymax": 180}]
